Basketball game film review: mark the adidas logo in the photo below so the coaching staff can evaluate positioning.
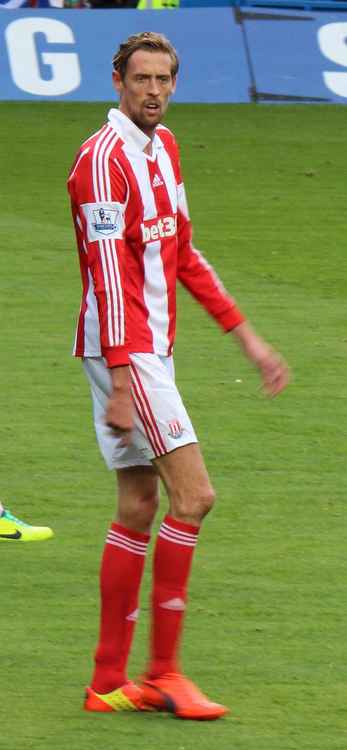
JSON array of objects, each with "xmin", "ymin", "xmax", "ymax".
[
  {"xmin": 152, "ymin": 173, "xmax": 164, "ymax": 188},
  {"xmin": 159, "ymin": 597, "xmax": 186, "ymax": 611},
  {"xmin": 126, "ymin": 608, "xmax": 139, "ymax": 622}
]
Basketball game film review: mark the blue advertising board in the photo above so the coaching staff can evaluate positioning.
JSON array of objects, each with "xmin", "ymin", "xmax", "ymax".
[
  {"xmin": 0, "ymin": 8, "xmax": 249, "ymax": 101},
  {"xmin": 239, "ymin": 7, "xmax": 347, "ymax": 102},
  {"xmin": 0, "ymin": 7, "xmax": 347, "ymax": 102}
]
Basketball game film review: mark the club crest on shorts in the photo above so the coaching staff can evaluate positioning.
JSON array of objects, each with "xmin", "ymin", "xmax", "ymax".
[
  {"xmin": 93, "ymin": 207, "xmax": 121, "ymax": 236},
  {"xmin": 168, "ymin": 420, "xmax": 184, "ymax": 439}
]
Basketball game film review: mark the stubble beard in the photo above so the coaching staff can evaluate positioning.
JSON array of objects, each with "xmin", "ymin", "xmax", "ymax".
[{"xmin": 133, "ymin": 107, "xmax": 163, "ymax": 137}]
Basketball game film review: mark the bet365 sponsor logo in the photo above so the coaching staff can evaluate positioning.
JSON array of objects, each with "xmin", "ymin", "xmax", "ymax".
[{"xmin": 141, "ymin": 216, "xmax": 176, "ymax": 244}]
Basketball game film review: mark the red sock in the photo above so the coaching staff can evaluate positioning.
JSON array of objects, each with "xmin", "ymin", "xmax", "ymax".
[
  {"xmin": 148, "ymin": 514, "xmax": 199, "ymax": 678},
  {"xmin": 91, "ymin": 523, "xmax": 149, "ymax": 694}
]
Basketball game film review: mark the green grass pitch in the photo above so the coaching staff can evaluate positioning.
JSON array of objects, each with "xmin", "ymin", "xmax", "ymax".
[{"xmin": 0, "ymin": 101, "xmax": 346, "ymax": 750}]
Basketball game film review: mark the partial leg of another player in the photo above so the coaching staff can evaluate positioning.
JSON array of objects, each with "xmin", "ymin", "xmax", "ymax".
[
  {"xmin": 0, "ymin": 501, "xmax": 53, "ymax": 542},
  {"xmin": 84, "ymin": 465, "xmax": 159, "ymax": 713},
  {"xmin": 140, "ymin": 443, "xmax": 229, "ymax": 720}
]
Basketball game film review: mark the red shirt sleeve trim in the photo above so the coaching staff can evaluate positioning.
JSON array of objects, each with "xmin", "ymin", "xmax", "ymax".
[
  {"xmin": 218, "ymin": 306, "xmax": 246, "ymax": 332},
  {"xmin": 102, "ymin": 346, "xmax": 130, "ymax": 367}
]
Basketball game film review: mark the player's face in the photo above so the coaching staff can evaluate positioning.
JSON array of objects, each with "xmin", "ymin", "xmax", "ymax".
[{"xmin": 113, "ymin": 50, "xmax": 176, "ymax": 137}]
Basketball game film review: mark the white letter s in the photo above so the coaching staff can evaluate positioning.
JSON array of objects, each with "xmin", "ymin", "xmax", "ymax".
[{"xmin": 318, "ymin": 23, "xmax": 347, "ymax": 98}]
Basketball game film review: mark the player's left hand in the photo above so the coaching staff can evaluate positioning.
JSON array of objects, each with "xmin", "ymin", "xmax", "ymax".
[
  {"xmin": 232, "ymin": 322, "xmax": 290, "ymax": 398},
  {"xmin": 256, "ymin": 349, "xmax": 290, "ymax": 398}
]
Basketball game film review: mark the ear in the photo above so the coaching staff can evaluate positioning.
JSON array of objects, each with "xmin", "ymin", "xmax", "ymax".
[
  {"xmin": 112, "ymin": 70, "xmax": 123, "ymax": 96},
  {"xmin": 171, "ymin": 75, "xmax": 177, "ymax": 96}
]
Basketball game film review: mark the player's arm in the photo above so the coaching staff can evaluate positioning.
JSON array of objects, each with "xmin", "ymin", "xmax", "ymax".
[
  {"xmin": 106, "ymin": 365, "xmax": 133, "ymax": 445},
  {"xmin": 69, "ymin": 152, "xmax": 134, "ymax": 438},
  {"xmin": 176, "ymin": 184, "xmax": 289, "ymax": 397},
  {"xmin": 176, "ymin": 182, "xmax": 245, "ymax": 332}
]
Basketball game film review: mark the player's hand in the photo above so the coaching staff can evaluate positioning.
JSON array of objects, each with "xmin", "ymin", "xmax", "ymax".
[
  {"xmin": 105, "ymin": 390, "xmax": 134, "ymax": 446},
  {"xmin": 232, "ymin": 322, "xmax": 290, "ymax": 398},
  {"xmin": 106, "ymin": 365, "xmax": 134, "ymax": 446},
  {"xmin": 256, "ymin": 349, "xmax": 290, "ymax": 398}
]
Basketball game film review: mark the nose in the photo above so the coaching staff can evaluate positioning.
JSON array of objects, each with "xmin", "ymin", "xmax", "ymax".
[{"xmin": 148, "ymin": 77, "xmax": 160, "ymax": 96}]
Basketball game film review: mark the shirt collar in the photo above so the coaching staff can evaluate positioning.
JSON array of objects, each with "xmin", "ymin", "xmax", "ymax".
[{"xmin": 108, "ymin": 108, "xmax": 161, "ymax": 154}]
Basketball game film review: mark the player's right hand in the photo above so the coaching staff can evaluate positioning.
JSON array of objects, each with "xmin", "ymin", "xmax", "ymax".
[{"xmin": 105, "ymin": 390, "xmax": 134, "ymax": 446}]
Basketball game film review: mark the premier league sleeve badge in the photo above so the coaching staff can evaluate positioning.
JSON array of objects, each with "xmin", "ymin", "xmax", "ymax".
[{"xmin": 81, "ymin": 202, "xmax": 125, "ymax": 241}]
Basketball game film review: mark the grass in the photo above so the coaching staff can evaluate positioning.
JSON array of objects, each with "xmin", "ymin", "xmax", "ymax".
[{"xmin": 0, "ymin": 102, "xmax": 346, "ymax": 750}]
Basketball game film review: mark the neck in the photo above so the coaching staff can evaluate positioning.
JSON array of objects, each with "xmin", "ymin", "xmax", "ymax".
[{"xmin": 144, "ymin": 140, "xmax": 153, "ymax": 156}]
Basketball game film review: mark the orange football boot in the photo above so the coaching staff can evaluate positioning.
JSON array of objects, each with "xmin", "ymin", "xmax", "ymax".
[
  {"xmin": 84, "ymin": 681, "xmax": 145, "ymax": 712},
  {"xmin": 140, "ymin": 672, "xmax": 229, "ymax": 720}
]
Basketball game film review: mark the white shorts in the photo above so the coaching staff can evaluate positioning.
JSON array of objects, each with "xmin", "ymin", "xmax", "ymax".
[{"xmin": 83, "ymin": 353, "xmax": 198, "ymax": 470}]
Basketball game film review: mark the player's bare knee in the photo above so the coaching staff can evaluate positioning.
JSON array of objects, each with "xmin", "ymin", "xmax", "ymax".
[
  {"xmin": 140, "ymin": 490, "xmax": 159, "ymax": 523},
  {"xmin": 198, "ymin": 485, "xmax": 216, "ymax": 518},
  {"xmin": 171, "ymin": 484, "xmax": 216, "ymax": 523},
  {"xmin": 143, "ymin": 491, "xmax": 160, "ymax": 519},
  {"xmin": 118, "ymin": 491, "xmax": 159, "ymax": 533}
]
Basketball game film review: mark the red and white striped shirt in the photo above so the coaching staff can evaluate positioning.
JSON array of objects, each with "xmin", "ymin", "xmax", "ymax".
[{"xmin": 68, "ymin": 108, "xmax": 244, "ymax": 367}]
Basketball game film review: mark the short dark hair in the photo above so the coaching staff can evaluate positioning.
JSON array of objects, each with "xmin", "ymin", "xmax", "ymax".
[{"xmin": 112, "ymin": 31, "xmax": 179, "ymax": 79}]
